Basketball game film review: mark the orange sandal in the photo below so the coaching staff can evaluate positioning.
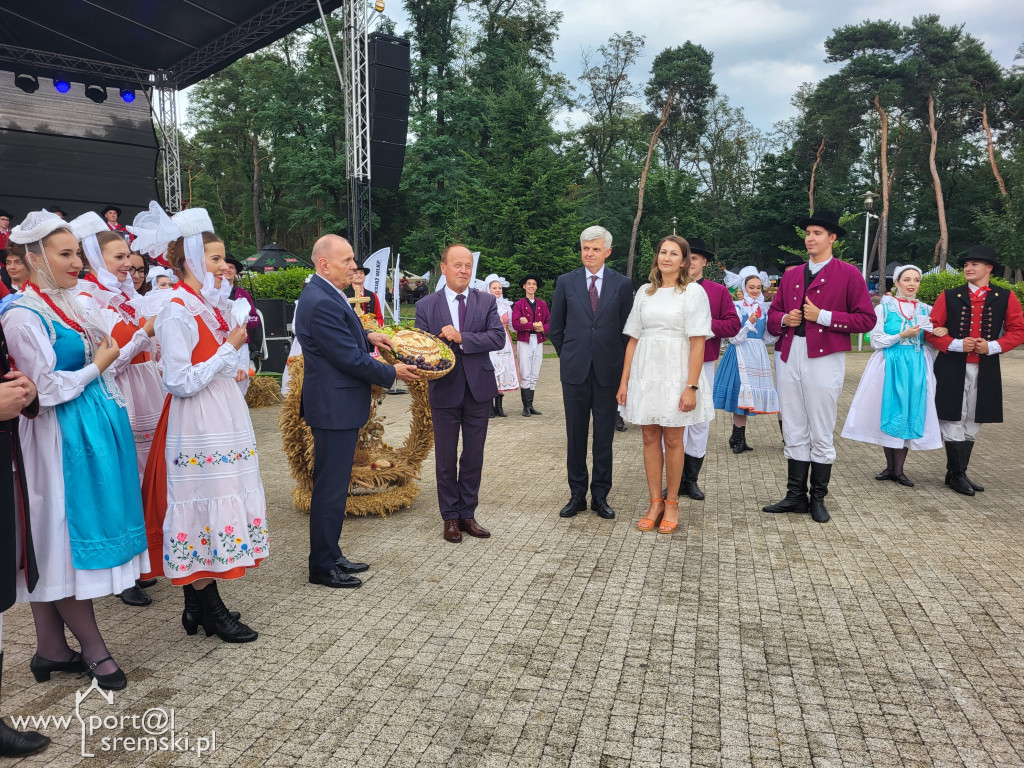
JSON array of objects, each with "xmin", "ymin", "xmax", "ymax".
[
  {"xmin": 658, "ymin": 500, "xmax": 679, "ymax": 534},
  {"xmin": 638, "ymin": 499, "xmax": 664, "ymax": 531}
]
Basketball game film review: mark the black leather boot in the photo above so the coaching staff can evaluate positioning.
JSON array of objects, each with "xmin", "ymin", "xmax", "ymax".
[
  {"xmin": 944, "ymin": 442, "xmax": 975, "ymax": 496},
  {"xmin": 732, "ymin": 425, "xmax": 752, "ymax": 454},
  {"xmin": 527, "ymin": 389, "xmax": 542, "ymax": 415},
  {"xmin": 961, "ymin": 441, "xmax": 984, "ymax": 491},
  {"xmin": 0, "ymin": 652, "xmax": 50, "ymax": 757},
  {"xmin": 193, "ymin": 583, "xmax": 257, "ymax": 643},
  {"xmin": 763, "ymin": 459, "xmax": 810, "ymax": 514},
  {"xmin": 182, "ymin": 584, "xmax": 241, "ymax": 636},
  {"xmin": 808, "ymin": 462, "xmax": 832, "ymax": 523},
  {"xmin": 679, "ymin": 454, "xmax": 705, "ymax": 500},
  {"xmin": 488, "ymin": 400, "xmax": 496, "ymax": 418},
  {"xmin": 521, "ymin": 389, "xmax": 531, "ymax": 417},
  {"xmin": 495, "ymin": 394, "xmax": 507, "ymax": 417},
  {"xmin": 729, "ymin": 425, "xmax": 741, "ymax": 450}
]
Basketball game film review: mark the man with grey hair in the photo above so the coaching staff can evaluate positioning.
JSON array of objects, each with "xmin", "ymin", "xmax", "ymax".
[{"xmin": 549, "ymin": 226, "xmax": 634, "ymax": 520}]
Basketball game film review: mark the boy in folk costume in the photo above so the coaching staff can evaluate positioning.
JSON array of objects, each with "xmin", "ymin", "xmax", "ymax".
[
  {"xmin": 763, "ymin": 210, "xmax": 876, "ymax": 523},
  {"xmin": 926, "ymin": 245, "xmax": 1024, "ymax": 495}
]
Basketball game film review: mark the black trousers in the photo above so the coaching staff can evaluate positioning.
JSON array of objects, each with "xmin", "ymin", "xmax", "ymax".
[
  {"xmin": 561, "ymin": 368, "xmax": 617, "ymax": 500},
  {"xmin": 432, "ymin": 388, "xmax": 491, "ymax": 521},
  {"xmin": 309, "ymin": 426, "xmax": 359, "ymax": 573}
]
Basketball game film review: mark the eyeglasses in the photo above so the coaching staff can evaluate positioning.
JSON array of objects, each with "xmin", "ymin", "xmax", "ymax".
[{"xmin": 128, "ymin": 266, "xmax": 148, "ymax": 276}]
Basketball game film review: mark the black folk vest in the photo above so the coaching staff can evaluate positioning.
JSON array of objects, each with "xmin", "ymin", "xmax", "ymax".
[{"xmin": 933, "ymin": 285, "xmax": 1009, "ymax": 424}]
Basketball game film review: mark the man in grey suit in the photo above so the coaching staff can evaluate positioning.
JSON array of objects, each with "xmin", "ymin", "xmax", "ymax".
[
  {"xmin": 549, "ymin": 226, "xmax": 634, "ymax": 519},
  {"xmin": 415, "ymin": 244, "xmax": 507, "ymax": 543}
]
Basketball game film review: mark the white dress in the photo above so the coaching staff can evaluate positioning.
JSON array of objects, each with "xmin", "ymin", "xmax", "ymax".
[
  {"xmin": 489, "ymin": 296, "xmax": 520, "ymax": 392},
  {"xmin": 621, "ymin": 284, "xmax": 715, "ymax": 427}
]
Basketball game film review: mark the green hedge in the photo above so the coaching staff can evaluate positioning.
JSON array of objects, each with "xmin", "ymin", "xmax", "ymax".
[
  {"xmin": 245, "ymin": 268, "xmax": 313, "ymax": 303},
  {"xmin": 917, "ymin": 270, "xmax": 1023, "ymax": 306}
]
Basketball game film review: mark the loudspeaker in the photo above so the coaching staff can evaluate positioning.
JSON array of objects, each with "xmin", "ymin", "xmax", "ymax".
[
  {"xmin": 256, "ymin": 299, "xmax": 289, "ymax": 339},
  {"xmin": 368, "ymin": 33, "xmax": 410, "ymax": 192},
  {"xmin": 261, "ymin": 337, "xmax": 291, "ymax": 374}
]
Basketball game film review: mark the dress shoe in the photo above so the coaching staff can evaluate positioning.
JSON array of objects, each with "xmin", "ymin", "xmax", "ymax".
[
  {"xmin": 875, "ymin": 468, "xmax": 894, "ymax": 481},
  {"xmin": 591, "ymin": 498, "xmax": 616, "ymax": 519},
  {"xmin": 309, "ymin": 567, "xmax": 362, "ymax": 589},
  {"xmin": 458, "ymin": 518, "xmax": 491, "ymax": 538},
  {"xmin": 893, "ymin": 473, "xmax": 914, "ymax": 487},
  {"xmin": 615, "ymin": 414, "xmax": 627, "ymax": 432},
  {"xmin": 119, "ymin": 585, "xmax": 152, "ymax": 607},
  {"xmin": 559, "ymin": 496, "xmax": 587, "ymax": 518},
  {"xmin": 443, "ymin": 520, "xmax": 463, "ymax": 543},
  {"xmin": 335, "ymin": 554, "xmax": 369, "ymax": 574},
  {"xmin": 0, "ymin": 720, "xmax": 49, "ymax": 757},
  {"xmin": 136, "ymin": 577, "xmax": 158, "ymax": 589},
  {"xmin": 85, "ymin": 656, "xmax": 127, "ymax": 691},
  {"xmin": 29, "ymin": 652, "xmax": 87, "ymax": 683}
]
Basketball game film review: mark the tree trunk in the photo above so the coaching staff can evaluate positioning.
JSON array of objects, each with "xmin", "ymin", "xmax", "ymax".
[
  {"xmin": 808, "ymin": 137, "xmax": 825, "ymax": 214},
  {"xmin": 627, "ymin": 94, "xmax": 674, "ymax": 278},
  {"xmin": 252, "ymin": 132, "xmax": 264, "ymax": 252},
  {"xmin": 926, "ymin": 91, "xmax": 949, "ymax": 270},
  {"xmin": 873, "ymin": 95, "xmax": 889, "ymax": 297},
  {"xmin": 980, "ymin": 104, "xmax": 1009, "ymax": 197}
]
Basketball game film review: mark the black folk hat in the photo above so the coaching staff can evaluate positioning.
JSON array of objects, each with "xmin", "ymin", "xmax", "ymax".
[
  {"xmin": 0, "ymin": 209, "xmax": 11, "ymax": 220},
  {"xmin": 957, "ymin": 244, "xmax": 1000, "ymax": 269},
  {"xmin": 685, "ymin": 237, "xmax": 715, "ymax": 260},
  {"xmin": 798, "ymin": 209, "xmax": 846, "ymax": 238},
  {"xmin": 519, "ymin": 274, "xmax": 543, "ymax": 288},
  {"xmin": 100, "ymin": 204, "xmax": 122, "ymax": 217},
  {"xmin": 780, "ymin": 252, "xmax": 806, "ymax": 270},
  {"xmin": 225, "ymin": 255, "xmax": 245, "ymax": 272},
  {"xmin": 49, "ymin": 205, "xmax": 67, "ymax": 217}
]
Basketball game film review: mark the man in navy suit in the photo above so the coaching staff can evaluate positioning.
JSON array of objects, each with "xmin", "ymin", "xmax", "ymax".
[
  {"xmin": 415, "ymin": 245, "xmax": 506, "ymax": 543},
  {"xmin": 549, "ymin": 226, "xmax": 634, "ymax": 520},
  {"xmin": 296, "ymin": 235, "xmax": 419, "ymax": 588}
]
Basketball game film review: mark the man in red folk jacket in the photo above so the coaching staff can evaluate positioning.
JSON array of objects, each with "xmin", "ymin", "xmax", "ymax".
[
  {"xmin": 763, "ymin": 210, "xmax": 876, "ymax": 523},
  {"xmin": 926, "ymin": 245, "xmax": 1024, "ymax": 496}
]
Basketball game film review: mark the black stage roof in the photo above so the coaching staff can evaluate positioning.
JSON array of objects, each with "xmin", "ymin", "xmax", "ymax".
[{"xmin": 0, "ymin": 0, "xmax": 346, "ymax": 90}]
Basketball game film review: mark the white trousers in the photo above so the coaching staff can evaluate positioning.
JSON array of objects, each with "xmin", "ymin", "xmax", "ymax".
[
  {"xmin": 517, "ymin": 338, "xmax": 543, "ymax": 390},
  {"xmin": 939, "ymin": 362, "xmax": 981, "ymax": 442},
  {"xmin": 777, "ymin": 336, "xmax": 845, "ymax": 464},
  {"xmin": 683, "ymin": 361, "xmax": 717, "ymax": 458}
]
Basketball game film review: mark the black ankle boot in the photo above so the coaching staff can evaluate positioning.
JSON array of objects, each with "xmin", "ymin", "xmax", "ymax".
[
  {"xmin": 521, "ymin": 389, "xmax": 531, "ymax": 417},
  {"xmin": 679, "ymin": 454, "xmax": 705, "ymax": 500},
  {"xmin": 729, "ymin": 425, "xmax": 741, "ymax": 450},
  {"xmin": 809, "ymin": 462, "xmax": 832, "ymax": 523},
  {"xmin": 488, "ymin": 400, "xmax": 496, "ymax": 418},
  {"xmin": 732, "ymin": 425, "xmax": 752, "ymax": 454},
  {"xmin": 0, "ymin": 653, "xmax": 50, "ymax": 757},
  {"xmin": 194, "ymin": 583, "xmax": 257, "ymax": 643},
  {"xmin": 763, "ymin": 459, "xmax": 810, "ymax": 513},
  {"xmin": 182, "ymin": 584, "xmax": 240, "ymax": 636},
  {"xmin": 495, "ymin": 394, "xmax": 507, "ymax": 417},
  {"xmin": 527, "ymin": 389, "xmax": 542, "ymax": 415},
  {"xmin": 944, "ymin": 442, "xmax": 975, "ymax": 496}
]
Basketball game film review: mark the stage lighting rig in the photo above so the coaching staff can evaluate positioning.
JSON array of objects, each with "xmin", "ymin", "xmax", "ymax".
[
  {"xmin": 120, "ymin": 88, "xmax": 135, "ymax": 103},
  {"xmin": 85, "ymin": 84, "xmax": 107, "ymax": 103},
  {"xmin": 53, "ymin": 77, "xmax": 71, "ymax": 93},
  {"xmin": 15, "ymin": 72, "xmax": 39, "ymax": 93}
]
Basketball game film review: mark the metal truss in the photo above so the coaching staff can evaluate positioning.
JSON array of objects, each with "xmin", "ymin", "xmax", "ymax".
[
  {"xmin": 154, "ymin": 83, "xmax": 182, "ymax": 213},
  {"xmin": 0, "ymin": 44, "xmax": 153, "ymax": 88},
  {"xmin": 343, "ymin": 0, "xmax": 373, "ymax": 261}
]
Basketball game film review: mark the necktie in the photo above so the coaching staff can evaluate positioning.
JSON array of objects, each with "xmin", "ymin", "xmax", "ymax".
[
  {"xmin": 456, "ymin": 293, "xmax": 467, "ymax": 330},
  {"xmin": 589, "ymin": 275, "xmax": 599, "ymax": 314}
]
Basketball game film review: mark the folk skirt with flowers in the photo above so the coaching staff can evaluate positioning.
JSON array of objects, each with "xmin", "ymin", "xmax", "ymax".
[{"xmin": 142, "ymin": 302, "xmax": 267, "ymax": 584}]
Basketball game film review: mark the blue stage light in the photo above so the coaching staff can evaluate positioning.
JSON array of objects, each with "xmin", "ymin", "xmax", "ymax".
[
  {"xmin": 120, "ymin": 88, "xmax": 135, "ymax": 103},
  {"xmin": 53, "ymin": 78, "xmax": 71, "ymax": 93}
]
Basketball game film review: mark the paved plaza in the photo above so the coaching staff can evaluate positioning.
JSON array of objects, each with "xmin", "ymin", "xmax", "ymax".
[{"xmin": 3, "ymin": 351, "xmax": 1024, "ymax": 767}]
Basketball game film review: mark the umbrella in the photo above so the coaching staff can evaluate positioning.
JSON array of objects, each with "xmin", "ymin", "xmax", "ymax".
[
  {"xmin": 245, "ymin": 242, "xmax": 311, "ymax": 272},
  {"xmin": 868, "ymin": 261, "xmax": 903, "ymax": 281}
]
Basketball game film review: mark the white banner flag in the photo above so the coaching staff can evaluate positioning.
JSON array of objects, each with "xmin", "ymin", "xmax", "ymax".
[
  {"xmin": 392, "ymin": 253, "xmax": 401, "ymax": 322},
  {"xmin": 363, "ymin": 247, "xmax": 390, "ymax": 312}
]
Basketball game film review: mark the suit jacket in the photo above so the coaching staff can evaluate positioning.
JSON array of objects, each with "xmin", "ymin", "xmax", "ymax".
[
  {"xmin": 295, "ymin": 273, "xmax": 396, "ymax": 431},
  {"xmin": 767, "ymin": 258, "xmax": 875, "ymax": 362},
  {"xmin": 548, "ymin": 266, "xmax": 634, "ymax": 387},
  {"xmin": 699, "ymin": 278, "xmax": 742, "ymax": 362},
  {"xmin": 414, "ymin": 288, "xmax": 506, "ymax": 408}
]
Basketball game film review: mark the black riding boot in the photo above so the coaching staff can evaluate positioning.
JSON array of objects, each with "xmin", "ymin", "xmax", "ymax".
[
  {"xmin": 0, "ymin": 652, "xmax": 50, "ymax": 757},
  {"xmin": 527, "ymin": 389, "xmax": 542, "ymax": 415},
  {"xmin": 763, "ymin": 459, "xmax": 810, "ymax": 514},
  {"xmin": 961, "ymin": 441, "xmax": 984, "ymax": 491},
  {"xmin": 193, "ymin": 582, "xmax": 257, "ymax": 643},
  {"xmin": 182, "ymin": 584, "xmax": 241, "ymax": 636},
  {"xmin": 494, "ymin": 394, "xmax": 507, "ymax": 417},
  {"xmin": 809, "ymin": 462, "xmax": 832, "ymax": 523},
  {"xmin": 944, "ymin": 442, "xmax": 975, "ymax": 496},
  {"xmin": 679, "ymin": 453, "xmax": 705, "ymax": 500},
  {"xmin": 732, "ymin": 425, "xmax": 752, "ymax": 454},
  {"xmin": 521, "ymin": 389, "xmax": 531, "ymax": 417}
]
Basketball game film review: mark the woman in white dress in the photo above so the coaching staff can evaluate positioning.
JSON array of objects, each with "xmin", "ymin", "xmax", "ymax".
[
  {"xmin": 712, "ymin": 267, "xmax": 779, "ymax": 453},
  {"xmin": 484, "ymin": 274, "xmax": 519, "ymax": 418},
  {"xmin": 841, "ymin": 265, "xmax": 944, "ymax": 485},
  {"xmin": 2, "ymin": 211, "xmax": 148, "ymax": 691},
  {"xmin": 141, "ymin": 208, "xmax": 266, "ymax": 644},
  {"xmin": 617, "ymin": 235, "xmax": 713, "ymax": 534}
]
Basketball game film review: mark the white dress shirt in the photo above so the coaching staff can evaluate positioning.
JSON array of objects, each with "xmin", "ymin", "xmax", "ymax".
[
  {"xmin": 585, "ymin": 265, "xmax": 606, "ymax": 298},
  {"xmin": 807, "ymin": 256, "xmax": 833, "ymax": 327},
  {"xmin": 444, "ymin": 285, "xmax": 470, "ymax": 332}
]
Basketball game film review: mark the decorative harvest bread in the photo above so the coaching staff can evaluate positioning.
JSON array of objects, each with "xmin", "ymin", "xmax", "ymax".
[{"xmin": 378, "ymin": 326, "xmax": 455, "ymax": 379}]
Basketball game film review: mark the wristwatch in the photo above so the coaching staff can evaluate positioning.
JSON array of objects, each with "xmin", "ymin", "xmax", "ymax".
[{"xmin": 687, "ymin": 384, "xmax": 699, "ymax": 391}]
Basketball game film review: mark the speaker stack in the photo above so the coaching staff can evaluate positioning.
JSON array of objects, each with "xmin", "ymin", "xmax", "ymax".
[{"xmin": 368, "ymin": 33, "xmax": 411, "ymax": 191}]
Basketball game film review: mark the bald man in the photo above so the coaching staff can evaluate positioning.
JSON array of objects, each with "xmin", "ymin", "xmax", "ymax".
[{"xmin": 296, "ymin": 236, "xmax": 419, "ymax": 588}]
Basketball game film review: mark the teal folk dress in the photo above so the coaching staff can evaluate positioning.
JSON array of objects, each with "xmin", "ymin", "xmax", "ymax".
[{"xmin": 1, "ymin": 296, "xmax": 148, "ymax": 602}]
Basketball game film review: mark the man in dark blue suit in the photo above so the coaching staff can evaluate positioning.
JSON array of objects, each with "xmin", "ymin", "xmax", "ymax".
[
  {"xmin": 415, "ymin": 245, "xmax": 506, "ymax": 543},
  {"xmin": 296, "ymin": 235, "xmax": 419, "ymax": 588},
  {"xmin": 549, "ymin": 226, "xmax": 634, "ymax": 520}
]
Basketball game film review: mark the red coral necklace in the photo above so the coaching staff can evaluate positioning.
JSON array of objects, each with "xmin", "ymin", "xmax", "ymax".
[
  {"xmin": 176, "ymin": 281, "xmax": 229, "ymax": 332},
  {"xmin": 83, "ymin": 274, "xmax": 137, "ymax": 320},
  {"xmin": 24, "ymin": 282, "xmax": 86, "ymax": 334}
]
